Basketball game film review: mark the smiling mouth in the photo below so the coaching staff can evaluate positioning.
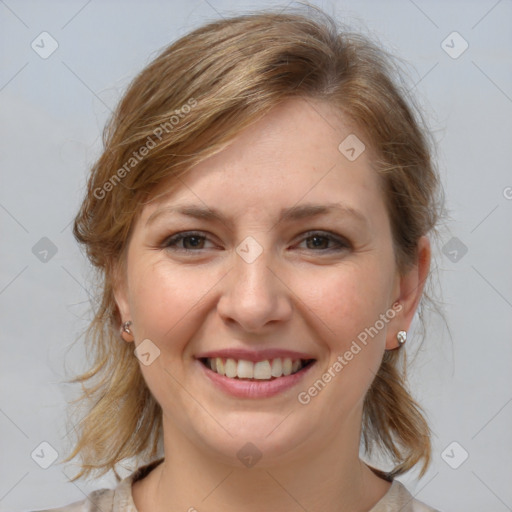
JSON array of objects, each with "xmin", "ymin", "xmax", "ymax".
[{"xmin": 199, "ymin": 357, "xmax": 315, "ymax": 380}]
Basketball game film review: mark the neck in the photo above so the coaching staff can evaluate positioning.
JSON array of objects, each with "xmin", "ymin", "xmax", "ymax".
[{"xmin": 133, "ymin": 410, "xmax": 391, "ymax": 512}]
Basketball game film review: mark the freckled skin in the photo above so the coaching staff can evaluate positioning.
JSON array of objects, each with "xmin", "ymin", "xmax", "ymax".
[{"xmin": 115, "ymin": 98, "xmax": 430, "ymax": 512}]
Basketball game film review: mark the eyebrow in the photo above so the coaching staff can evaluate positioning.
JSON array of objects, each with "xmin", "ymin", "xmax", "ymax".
[{"xmin": 145, "ymin": 202, "xmax": 369, "ymax": 229}]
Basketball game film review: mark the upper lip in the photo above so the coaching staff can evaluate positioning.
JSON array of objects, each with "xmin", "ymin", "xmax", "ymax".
[{"xmin": 195, "ymin": 348, "xmax": 316, "ymax": 362}]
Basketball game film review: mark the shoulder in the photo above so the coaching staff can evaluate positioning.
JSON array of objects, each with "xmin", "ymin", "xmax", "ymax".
[
  {"xmin": 31, "ymin": 464, "xmax": 151, "ymax": 512},
  {"xmin": 31, "ymin": 487, "xmax": 116, "ymax": 512},
  {"xmin": 31, "ymin": 459, "xmax": 163, "ymax": 512},
  {"xmin": 370, "ymin": 479, "xmax": 441, "ymax": 512}
]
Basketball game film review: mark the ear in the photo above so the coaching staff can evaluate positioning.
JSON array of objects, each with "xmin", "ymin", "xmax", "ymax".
[
  {"xmin": 111, "ymin": 258, "xmax": 132, "ymax": 331},
  {"xmin": 385, "ymin": 236, "xmax": 431, "ymax": 350}
]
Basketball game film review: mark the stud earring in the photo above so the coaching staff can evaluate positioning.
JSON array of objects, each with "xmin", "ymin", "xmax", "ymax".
[
  {"xmin": 120, "ymin": 321, "xmax": 134, "ymax": 342},
  {"xmin": 396, "ymin": 330, "xmax": 407, "ymax": 347}
]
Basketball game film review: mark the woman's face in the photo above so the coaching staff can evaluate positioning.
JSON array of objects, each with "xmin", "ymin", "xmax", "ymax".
[{"xmin": 114, "ymin": 97, "xmax": 426, "ymax": 467}]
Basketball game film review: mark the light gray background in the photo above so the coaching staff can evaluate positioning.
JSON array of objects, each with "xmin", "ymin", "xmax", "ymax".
[{"xmin": 1, "ymin": 1, "xmax": 511, "ymax": 511}]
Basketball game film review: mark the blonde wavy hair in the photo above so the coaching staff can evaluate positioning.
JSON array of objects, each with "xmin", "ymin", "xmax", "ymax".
[{"xmin": 67, "ymin": 6, "xmax": 444, "ymax": 481}]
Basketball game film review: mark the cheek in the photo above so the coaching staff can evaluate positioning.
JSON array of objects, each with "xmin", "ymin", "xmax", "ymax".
[
  {"xmin": 308, "ymin": 262, "xmax": 394, "ymax": 341},
  {"xmin": 289, "ymin": 261, "xmax": 395, "ymax": 422},
  {"xmin": 128, "ymin": 261, "xmax": 217, "ymax": 353},
  {"xmin": 298, "ymin": 258, "xmax": 395, "ymax": 400}
]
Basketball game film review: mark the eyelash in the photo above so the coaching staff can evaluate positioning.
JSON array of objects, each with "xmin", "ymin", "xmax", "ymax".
[{"xmin": 161, "ymin": 230, "xmax": 351, "ymax": 254}]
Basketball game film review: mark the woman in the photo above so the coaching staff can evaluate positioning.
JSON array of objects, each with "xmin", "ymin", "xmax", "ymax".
[{"xmin": 39, "ymin": 7, "xmax": 443, "ymax": 512}]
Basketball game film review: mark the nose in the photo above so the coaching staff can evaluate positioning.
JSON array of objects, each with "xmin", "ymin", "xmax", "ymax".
[{"xmin": 216, "ymin": 244, "xmax": 293, "ymax": 333}]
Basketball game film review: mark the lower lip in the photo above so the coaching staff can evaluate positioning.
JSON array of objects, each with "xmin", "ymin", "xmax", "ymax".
[{"xmin": 197, "ymin": 359, "xmax": 315, "ymax": 399}]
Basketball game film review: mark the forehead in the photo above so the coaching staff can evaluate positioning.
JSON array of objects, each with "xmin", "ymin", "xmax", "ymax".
[{"xmin": 141, "ymin": 97, "xmax": 385, "ymax": 225}]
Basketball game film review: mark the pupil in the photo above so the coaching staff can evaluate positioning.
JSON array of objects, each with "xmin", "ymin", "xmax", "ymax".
[
  {"xmin": 310, "ymin": 236, "xmax": 326, "ymax": 248},
  {"xmin": 186, "ymin": 236, "xmax": 202, "ymax": 248}
]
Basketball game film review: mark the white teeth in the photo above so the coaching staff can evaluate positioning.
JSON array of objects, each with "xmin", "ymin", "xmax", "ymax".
[
  {"xmin": 254, "ymin": 360, "xmax": 272, "ymax": 380},
  {"xmin": 237, "ymin": 359, "xmax": 254, "ymax": 379},
  {"xmin": 206, "ymin": 357, "xmax": 309, "ymax": 379},
  {"xmin": 215, "ymin": 357, "xmax": 225, "ymax": 376},
  {"xmin": 282, "ymin": 358, "xmax": 293, "ymax": 376},
  {"xmin": 225, "ymin": 358, "xmax": 237, "ymax": 378},
  {"xmin": 271, "ymin": 358, "xmax": 282, "ymax": 377}
]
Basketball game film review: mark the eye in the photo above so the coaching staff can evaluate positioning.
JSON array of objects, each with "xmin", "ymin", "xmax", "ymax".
[
  {"xmin": 160, "ymin": 230, "xmax": 351, "ymax": 254},
  {"xmin": 296, "ymin": 231, "xmax": 351, "ymax": 252},
  {"xmin": 162, "ymin": 231, "xmax": 215, "ymax": 252}
]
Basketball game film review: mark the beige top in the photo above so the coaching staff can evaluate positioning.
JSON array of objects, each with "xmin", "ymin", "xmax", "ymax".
[{"xmin": 36, "ymin": 460, "xmax": 440, "ymax": 512}]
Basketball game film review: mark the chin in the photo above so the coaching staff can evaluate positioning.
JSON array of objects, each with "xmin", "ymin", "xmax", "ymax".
[{"xmin": 185, "ymin": 411, "xmax": 316, "ymax": 469}]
